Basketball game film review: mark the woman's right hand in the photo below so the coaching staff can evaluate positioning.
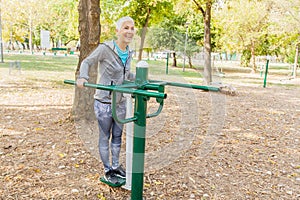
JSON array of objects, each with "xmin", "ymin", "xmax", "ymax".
[{"xmin": 76, "ymin": 78, "xmax": 88, "ymax": 88}]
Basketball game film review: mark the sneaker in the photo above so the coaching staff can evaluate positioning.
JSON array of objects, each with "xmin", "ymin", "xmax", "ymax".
[
  {"xmin": 104, "ymin": 169, "xmax": 120, "ymax": 185},
  {"xmin": 112, "ymin": 165, "xmax": 126, "ymax": 179}
]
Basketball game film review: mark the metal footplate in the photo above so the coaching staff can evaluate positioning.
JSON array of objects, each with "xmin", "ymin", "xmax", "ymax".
[{"xmin": 100, "ymin": 176, "xmax": 126, "ymax": 187}]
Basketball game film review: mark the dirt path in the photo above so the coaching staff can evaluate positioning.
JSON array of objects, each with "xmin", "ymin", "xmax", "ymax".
[{"xmin": 0, "ymin": 68, "xmax": 299, "ymax": 199}]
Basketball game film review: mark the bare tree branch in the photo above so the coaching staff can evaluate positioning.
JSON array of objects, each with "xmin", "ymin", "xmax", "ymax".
[{"xmin": 192, "ymin": 0, "xmax": 205, "ymax": 16}]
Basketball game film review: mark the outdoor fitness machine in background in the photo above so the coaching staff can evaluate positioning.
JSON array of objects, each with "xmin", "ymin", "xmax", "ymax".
[
  {"xmin": 64, "ymin": 61, "xmax": 220, "ymax": 200},
  {"xmin": 263, "ymin": 59, "xmax": 270, "ymax": 88}
]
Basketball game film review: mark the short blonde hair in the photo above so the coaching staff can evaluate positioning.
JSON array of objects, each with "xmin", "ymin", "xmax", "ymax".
[{"xmin": 116, "ymin": 16, "xmax": 134, "ymax": 30}]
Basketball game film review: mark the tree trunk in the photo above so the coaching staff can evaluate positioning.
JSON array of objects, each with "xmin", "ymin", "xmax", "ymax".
[
  {"xmin": 203, "ymin": 1, "xmax": 212, "ymax": 84},
  {"xmin": 172, "ymin": 52, "xmax": 177, "ymax": 67},
  {"xmin": 251, "ymin": 40, "xmax": 256, "ymax": 72},
  {"xmin": 73, "ymin": 0, "xmax": 100, "ymax": 121},
  {"xmin": 193, "ymin": 0, "xmax": 212, "ymax": 84},
  {"xmin": 138, "ymin": 8, "xmax": 151, "ymax": 61},
  {"xmin": 29, "ymin": 14, "xmax": 33, "ymax": 52},
  {"xmin": 293, "ymin": 43, "xmax": 299, "ymax": 79},
  {"xmin": 188, "ymin": 56, "xmax": 193, "ymax": 68}
]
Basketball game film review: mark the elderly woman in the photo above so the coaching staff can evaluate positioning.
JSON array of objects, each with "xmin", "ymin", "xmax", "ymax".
[{"xmin": 76, "ymin": 16, "xmax": 135, "ymax": 185}]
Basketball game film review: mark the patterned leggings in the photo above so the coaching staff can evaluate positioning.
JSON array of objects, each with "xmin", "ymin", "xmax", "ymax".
[{"xmin": 94, "ymin": 100, "xmax": 126, "ymax": 172}]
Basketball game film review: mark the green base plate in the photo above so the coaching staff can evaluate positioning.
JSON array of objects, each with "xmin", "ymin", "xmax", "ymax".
[{"xmin": 100, "ymin": 176, "xmax": 126, "ymax": 187}]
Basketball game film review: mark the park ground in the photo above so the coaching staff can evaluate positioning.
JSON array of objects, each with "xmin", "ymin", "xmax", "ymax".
[{"xmin": 0, "ymin": 53, "xmax": 299, "ymax": 200}]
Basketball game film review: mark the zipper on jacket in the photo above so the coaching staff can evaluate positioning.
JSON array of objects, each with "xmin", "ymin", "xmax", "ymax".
[
  {"xmin": 102, "ymin": 42, "xmax": 133, "ymax": 81},
  {"xmin": 109, "ymin": 81, "xmax": 113, "ymax": 95}
]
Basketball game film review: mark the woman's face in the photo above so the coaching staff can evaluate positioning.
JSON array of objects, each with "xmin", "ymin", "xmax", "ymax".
[{"xmin": 116, "ymin": 21, "xmax": 135, "ymax": 45}]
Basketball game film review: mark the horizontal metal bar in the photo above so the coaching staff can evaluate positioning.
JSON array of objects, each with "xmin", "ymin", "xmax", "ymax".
[
  {"xmin": 64, "ymin": 80, "xmax": 167, "ymax": 99},
  {"xmin": 149, "ymin": 80, "xmax": 220, "ymax": 92}
]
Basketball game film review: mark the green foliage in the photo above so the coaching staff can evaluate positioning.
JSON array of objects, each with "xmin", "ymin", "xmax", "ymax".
[
  {"xmin": 100, "ymin": 0, "xmax": 125, "ymax": 41},
  {"xmin": 241, "ymin": 49, "xmax": 251, "ymax": 67},
  {"xmin": 147, "ymin": 16, "xmax": 184, "ymax": 51},
  {"xmin": 1, "ymin": 0, "xmax": 299, "ymax": 67},
  {"xmin": 41, "ymin": 0, "xmax": 79, "ymax": 46},
  {"xmin": 215, "ymin": 0, "xmax": 300, "ymax": 66},
  {"xmin": 147, "ymin": 7, "xmax": 203, "ymax": 66},
  {"xmin": 1, "ymin": 0, "xmax": 79, "ymax": 49},
  {"xmin": 286, "ymin": 45, "xmax": 300, "ymax": 64},
  {"xmin": 121, "ymin": 0, "xmax": 173, "ymax": 28},
  {"xmin": 215, "ymin": 0, "xmax": 270, "ymax": 51}
]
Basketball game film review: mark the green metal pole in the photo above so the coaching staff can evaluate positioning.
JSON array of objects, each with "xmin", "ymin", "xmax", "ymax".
[
  {"xmin": 131, "ymin": 61, "xmax": 149, "ymax": 200},
  {"xmin": 263, "ymin": 59, "xmax": 269, "ymax": 88},
  {"xmin": 131, "ymin": 95, "xmax": 147, "ymax": 200},
  {"xmin": 149, "ymin": 80, "xmax": 220, "ymax": 92}
]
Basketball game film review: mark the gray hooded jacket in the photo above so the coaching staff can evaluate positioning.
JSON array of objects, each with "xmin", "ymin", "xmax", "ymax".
[{"xmin": 79, "ymin": 40, "xmax": 135, "ymax": 103}]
